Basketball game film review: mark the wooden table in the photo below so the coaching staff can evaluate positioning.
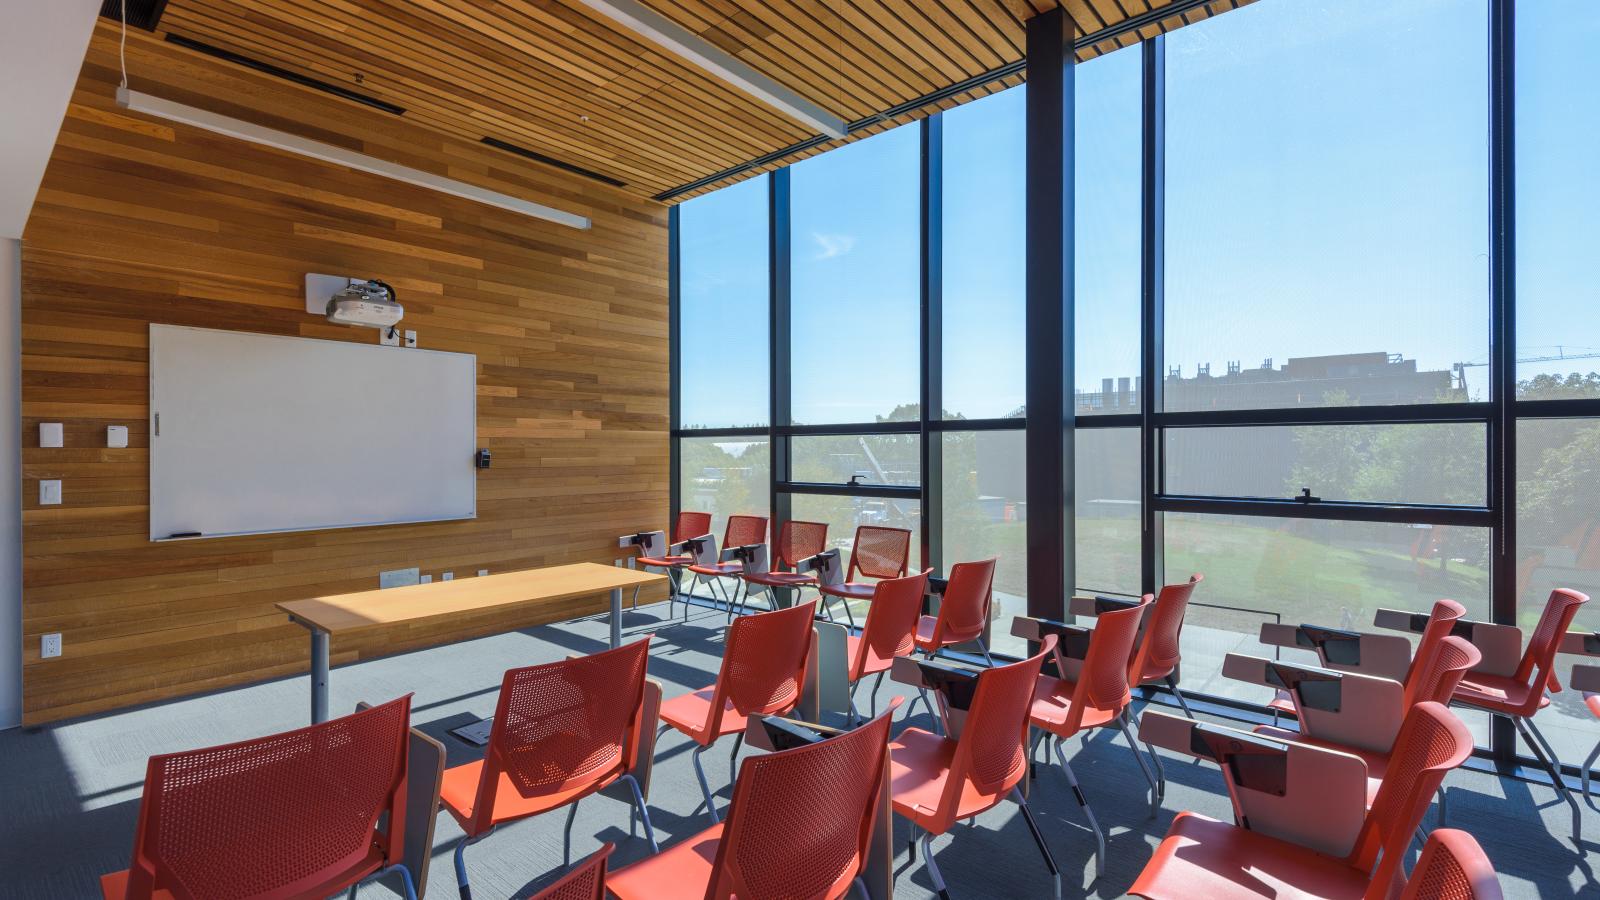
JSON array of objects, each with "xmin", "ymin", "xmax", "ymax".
[{"xmin": 278, "ymin": 562, "xmax": 666, "ymax": 723}]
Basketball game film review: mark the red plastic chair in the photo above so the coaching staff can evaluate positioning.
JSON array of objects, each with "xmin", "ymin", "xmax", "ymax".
[
  {"xmin": 633, "ymin": 510, "xmax": 712, "ymax": 615},
  {"xmin": 684, "ymin": 514, "xmax": 769, "ymax": 620},
  {"xmin": 440, "ymin": 639, "xmax": 655, "ymax": 899},
  {"xmin": 818, "ymin": 525, "xmax": 912, "ymax": 628},
  {"xmin": 1128, "ymin": 575, "xmax": 1202, "ymax": 716},
  {"xmin": 1129, "ymin": 701, "xmax": 1474, "ymax": 900},
  {"xmin": 1399, "ymin": 829, "xmax": 1503, "ymax": 900},
  {"xmin": 1449, "ymin": 588, "xmax": 1588, "ymax": 837},
  {"xmin": 738, "ymin": 519, "xmax": 829, "ymax": 616},
  {"xmin": 891, "ymin": 636, "xmax": 1062, "ymax": 900},
  {"xmin": 658, "ymin": 600, "xmax": 818, "ymax": 823},
  {"xmin": 610, "ymin": 702, "xmax": 899, "ymax": 900},
  {"xmin": 914, "ymin": 558, "xmax": 997, "ymax": 665},
  {"xmin": 521, "ymin": 843, "xmax": 613, "ymax": 900},
  {"xmin": 1030, "ymin": 599, "xmax": 1157, "ymax": 880},
  {"xmin": 101, "ymin": 695, "xmax": 415, "ymax": 900},
  {"xmin": 847, "ymin": 569, "xmax": 931, "ymax": 722}
]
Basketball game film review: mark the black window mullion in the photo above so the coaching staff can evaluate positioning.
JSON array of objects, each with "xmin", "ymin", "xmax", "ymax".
[
  {"xmin": 1489, "ymin": 0, "xmax": 1518, "ymax": 767},
  {"xmin": 770, "ymin": 168, "xmax": 793, "ymax": 528},
  {"xmin": 1140, "ymin": 35, "xmax": 1166, "ymax": 596},
  {"xmin": 922, "ymin": 114, "xmax": 944, "ymax": 573},
  {"xmin": 668, "ymin": 204, "xmax": 682, "ymax": 525}
]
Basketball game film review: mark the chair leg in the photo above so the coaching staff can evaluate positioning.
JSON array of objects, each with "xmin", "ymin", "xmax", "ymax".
[
  {"xmin": 1053, "ymin": 736, "xmax": 1106, "ymax": 882},
  {"xmin": 977, "ymin": 638, "xmax": 995, "ymax": 668},
  {"xmin": 1165, "ymin": 675, "xmax": 1195, "ymax": 719},
  {"xmin": 871, "ymin": 671, "xmax": 886, "ymax": 718},
  {"xmin": 562, "ymin": 796, "xmax": 581, "ymax": 865},
  {"xmin": 729, "ymin": 732, "xmax": 745, "ymax": 783},
  {"xmin": 852, "ymin": 876, "xmax": 871, "ymax": 900},
  {"xmin": 619, "ymin": 773, "xmax": 660, "ymax": 854},
  {"xmin": 1437, "ymin": 785, "xmax": 1448, "ymax": 827},
  {"xmin": 918, "ymin": 831, "xmax": 952, "ymax": 900},
  {"xmin": 692, "ymin": 743, "xmax": 721, "ymax": 824},
  {"xmin": 1515, "ymin": 715, "xmax": 1581, "ymax": 840},
  {"xmin": 453, "ymin": 831, "xmax": 491, "ymax": 900},
  {"xmin": 1143, "ymin": 734, "xmax": 1167, "ymax": 807},
  {"xmin": 1116, "ymin": 713, "xmax": 1160, "ymax": 818},
  {"xmin": 631, "ymin": 584, "xmax": 640, "ymax": 611},
  {"xmin": 1011, "ymin": 787, "xmax": 1062, "ymax": 900},
  {"xmin": 1582, "ymin": 736, "xmax": 1600, "ymax": 803}
]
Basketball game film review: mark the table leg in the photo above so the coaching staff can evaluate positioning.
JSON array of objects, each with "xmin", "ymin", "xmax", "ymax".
[
  {"xmin": 310, "ymin": 628, "xmax": 330, "ymax": 724},
  {"xmin": 610, "ymin": 587, "xmax": 623, "ymax": 649}
]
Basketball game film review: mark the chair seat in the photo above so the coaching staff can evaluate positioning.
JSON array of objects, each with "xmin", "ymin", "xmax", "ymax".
[
  {"xmin": 744, "ymin": 570, "xmax": 817, "ymax": 588},
  {"xmin": 101, "ymin": 848, "xmax": 386, "ymax": 900},
  {"xmin": 636, "ymin": 554, "xmax": 692, "ymax": 568},
  {"xmin": 845, "ymin": 635, "xmax": 896, "ymax": 681},
  {"xmin": 1128, "ymin": 811, "xmax": 1369, "ymax": 900},
  {"xmin": 1267, "ymin": 689, "xmax": 1297, "ymax": 715},
  {"xmin": 99, "ymin": 872, "xmax": 176, "ymax": 900},
  {"xmin": 889, "ymin": 727, "xmax": 1011, "ymax": 832},
  {"xmin": 1254, "ymin": 726, "xmax": 1388, "ymax": 807},
  {"xmin": 687, "ymin": 562, "xmax": 743, "ymax": 577},
  {"xmin": 1586, "ymin": 692, "xmax": 1600, "ymax": 718},
  {"xmin": 820, "ymin": 581, "xmax": 876, "ymax": 600},
  {"xmin": 1027, "ymin": 673, "xmax": 1117, "ymax": 736},
  {"xmin": 607, "ymin": 823, "xmax": 724, "ymax": 900},
  {"xmin": 913, "ymin": 614, "xmax": 983, "ymax": 652},
  {"xmin": 1453, "ymin": 672, "xmax": 1549, "ymax": 716},
  {"xmin": 660, "ymin": 686, "xmax": 747, "ymax": 744},
  {"xmin": 440, "ymin": 758, "xmax": 619, "ymax": 834}
]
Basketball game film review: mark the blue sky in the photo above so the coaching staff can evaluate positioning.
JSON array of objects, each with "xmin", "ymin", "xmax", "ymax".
[{"xmin": 676, "ymin": 0, "xmax": 1598, "ymax": 429}]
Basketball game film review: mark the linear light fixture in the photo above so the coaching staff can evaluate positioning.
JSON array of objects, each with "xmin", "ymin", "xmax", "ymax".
[
  {"xmin": 116, "ymin": 87, "xmax": 591, "ymax": 229},
  {"xmin": 574, "ymin": 0, "xmax": 848, "ymax": 139}
]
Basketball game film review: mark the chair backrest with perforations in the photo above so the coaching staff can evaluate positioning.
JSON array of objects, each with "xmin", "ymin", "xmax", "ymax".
[
  {"xmin": 708, "ymin": 704, "xmax": 897, "ymax": 900},
  {"xmin": 846, "ymin": 526, "xmax": 912, "ymax": 581},
  {"xmin": 1398, "ymin": 829, "xmax": 1503, "ymax": 900},
  {"xmin": 723, "ymin": 515, "xmax": 769, "ymax": 553},
  {"xmin": 938, "ymin": 636, "xmax": 1057, "ymax": 825},
  {"xmin": 1067, "ymin": 598, "xmax": 1150, "ymax": 729},
  {"xmin": 853, "ymin": 570, "xmax": 930, "ymax": 679},
  {"xmin": 674, "ymin": 511, "xmax": 713, "ymax": 543},
  {"xmin": 711, "ymin": 601, "xmax": 818, "ymax": 728},
  {"xmin": 121, "ymin": 695, "xmax": 412, "ymax": 900},
  {"xmin": 1512, "ymin": 589, "xmax": 1588, "ymax": 700},
  {"xmin": 1405, "ymin": 634, "xmax": 1480, "ymax": 710},
  {"xmin": 473, "ymin": 639, "xmax": 651, "ymax": 833},
  {"xmin": 1129, "ymin": 575, "xmax": 1201, "ymax": 685},
  {"xmin": 775, "ymin": 520, "xmax": 829, "ymax": 570},
  {"xmin": 927, "ymin": 558, "xmax": 996, "ymax": 647},
  {"xmin": 525, "ymin": 843, "xmax": 614, "ymax": 900},
  {"xmin": 1407, "ymin": 599, "xmax": 1466, "ymax": 691},
  {"xmin": 1352, "ymin": 701, "xmax": 1472, "ymax": 895}
]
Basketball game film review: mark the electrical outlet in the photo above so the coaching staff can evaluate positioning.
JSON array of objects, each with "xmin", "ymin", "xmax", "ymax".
[
  {"xmin": 41, "ymin": 633, "xmax": 62, "ymax": 659},
  {"xmin": 442, "ymin": 571, "xmax": 454, "ymax": 581},
  {"xmin": 107, "ymin": 425, "xmax": 129, "ymax": 449},
  {"xmin": 39, "ymin": 423, "xmax": 63, "ymax": 448},
  {"xmin": 39, "ymin": 480, "xmax": 62, "ymax": 505},
  {"xmin": 403, "ymin": 330, "xmax": 417, "ymax": 348},
  {"xmin": 477, "ymin": 569, "xmax": 489, "ymax": 577},
  {"xmin": 379, "ymin": 567, "xmax": 421, "ymax": 588},
  {"xmin": 419, "ymin": 574, "xmax": 433, "ymax": 584},
  {"xmin": 380, "ymin": 327, "xmax": 400, "ymax": 347}
]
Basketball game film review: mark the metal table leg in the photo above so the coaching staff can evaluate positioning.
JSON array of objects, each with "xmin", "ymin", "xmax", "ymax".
[
  {"xmin": 310, "ymin": 627, "xmax": 330, "ymax": 724},
  {"xmin": 610, "ymin": 587, "xmax": 623, "ymax": 649}
]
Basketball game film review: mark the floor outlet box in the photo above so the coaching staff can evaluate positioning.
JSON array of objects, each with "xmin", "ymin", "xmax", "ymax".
[{"xmin": 41, "ymin": 633, "xmax": 62, "ymax": 659}]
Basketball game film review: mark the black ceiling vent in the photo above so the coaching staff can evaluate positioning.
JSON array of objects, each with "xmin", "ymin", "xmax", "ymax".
[
  {"xmin": 100, "ymin": 0, "xmax": 170, "ymax": 30},
  {"xmin": 163, "ymin": 34, "xmax": 406, "ymax": 116},
  {"xmin": 480, "ymin": 136, "xmax": 626, "ymax": 189}
]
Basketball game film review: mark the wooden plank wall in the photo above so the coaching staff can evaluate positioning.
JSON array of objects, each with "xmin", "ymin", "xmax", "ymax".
[{"xmin": 18, "ymin": 25, "xmax": 669, "ymax": 725}]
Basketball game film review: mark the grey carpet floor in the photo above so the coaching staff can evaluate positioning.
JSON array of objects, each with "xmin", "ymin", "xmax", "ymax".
[{"xmin": 2, "ymin": 599, "xmax": 1595, "ymax": 898}]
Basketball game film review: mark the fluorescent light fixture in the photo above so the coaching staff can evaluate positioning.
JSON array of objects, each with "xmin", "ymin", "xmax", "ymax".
[
  {"xmin": 116, "ymin": 87, "xmax": 591, "ymax": 229},
  {"xmin": 575, "ymin": 0, "xmax": 848, "ymax": 139}
]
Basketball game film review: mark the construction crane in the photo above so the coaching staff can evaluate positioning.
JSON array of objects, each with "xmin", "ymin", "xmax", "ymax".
[{"xmin": 1453, "ymin": 347, "xmax": 1600, "ymax": 390}]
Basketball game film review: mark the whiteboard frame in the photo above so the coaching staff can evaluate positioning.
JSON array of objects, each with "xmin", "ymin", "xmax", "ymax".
[{"xmin": 148, "ymin": 324, "xmax": 478, "ymax": 542}]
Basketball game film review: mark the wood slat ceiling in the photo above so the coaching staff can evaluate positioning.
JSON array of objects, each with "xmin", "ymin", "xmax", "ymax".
[{"xmin": 132, "ymin": 0, "xmax": 1250, "ymax": 204}]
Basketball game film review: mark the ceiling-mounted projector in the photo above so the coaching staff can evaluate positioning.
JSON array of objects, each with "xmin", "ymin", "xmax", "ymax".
[{"xmin": 325, "ymin": 279, "xmax": 403, "ymax": 329}]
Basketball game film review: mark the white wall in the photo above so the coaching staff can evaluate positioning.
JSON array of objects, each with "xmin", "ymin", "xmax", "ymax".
[{"xmin": 0, "ymin": 238, "xmax": 19, "ymax": 727}]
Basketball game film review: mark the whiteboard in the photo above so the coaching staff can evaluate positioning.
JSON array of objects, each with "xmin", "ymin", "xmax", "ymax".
[{"xmin": 149, "ymin": 325, "xmax": 477, "ymax": 541}]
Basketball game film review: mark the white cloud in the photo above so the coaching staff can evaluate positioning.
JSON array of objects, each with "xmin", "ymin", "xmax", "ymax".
[{"xmin": 810, "ymin": 231, "xmax": 856, "ymax": 260}]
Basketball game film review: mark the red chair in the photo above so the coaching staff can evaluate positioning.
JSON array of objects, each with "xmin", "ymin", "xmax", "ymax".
[
  {"xmin": 684, "ymin": 514, "xmax": 768, "ymax": 619},
  {"xmin": 1128, "ymin": 575, "xmax": 1202, "ymax": 716},
  {"xmin": 632, "ymin": 510, "xmax": 712, "ymax": 615},
  {"xmin": 1400, "ymin": 829, "xmax": 1503, "ymax": 900},
  {"xmin": 1449, "ymin": 588, "xmax": 1588, "ymax": 837},
  {"xmin": 738, "ymin": 519, "xmax": 829, "ymax": 616},
  {"xmin": 891, "ymin": 636, "xmax": 1062, "ymax": 900},
  {"xmin": 658, "ymin": 600, "xmax": 818, "ymax": 823},
  {"xmin": 1130, "ymin": 700, "xmax": 1474, "ymax": 900},
  {"xmin": 1028, "ymin": 600, "xmax": 1158, "ymax": 880},
  {"xmin": 521, "ymin": 843, "xmax": 613, "ymax": 900},
  {"xmin": 440, "ymin": 639, "xmax": 656, "ymax": 900},
  {"xmin": 847, "ymin": 569, "xmax": 931, "ymax": 722},
  {"xmin": 101, "ymin": 696, "xmax": 416, "ymax": 900},
  {"xmin": 610, "ymin": 702, "xmax": 899, "ymax": 900},
  {"xmin": 914, "ymin": 558, "xmax": 997, "ymax": 665},
  {"xmin": 818, "ymin": 525, "xmax": 912, "ymax": 628}
]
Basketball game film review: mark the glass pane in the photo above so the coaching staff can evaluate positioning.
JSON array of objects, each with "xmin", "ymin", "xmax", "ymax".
[
  {"xmin": 1516, "ymin": 0, "xmax": 1600, "ymax": 397},
  {"xmin": 1164, "ymin": 424, "xmax": 1487, "ymax": 506},
  {"xmin": 1165, "ymin": 0, "xmax": 1489, "ymax": 410},
  {"xmin": 1163, "ymin": 512, "xmax": 1492, "ymax": 748},
  {"xmin": 1518, "ymin": 418, "xmax": 1600, "ymax": 767},
  {"xmin": 678, "ymin": 175, "xmax": 769, "ymax": 428},
  {"xmin": 1075, "ymin": 427, "xmax": 1142, "ymax": 594},
  {"xmin": 677, "ymin": 436, "xmax": 770, "ymax": 543},
  {"xmin": 1075, "ymin": 45, "xmax": 1142, "ymax": 416},
  {"xmin": 790, "ymin": 434, "xmax": 920, "ymax": 486},
  {"xmin": 789, "ymin": 494, "xmax": 922, "ymax": 622},
  {"xmin": 790, "ymin": 127, "xmax": 920, "ymax": 424},
  {"xmin": 941, "ymin": 429, "xmax": 1027, "ymax": 655}
]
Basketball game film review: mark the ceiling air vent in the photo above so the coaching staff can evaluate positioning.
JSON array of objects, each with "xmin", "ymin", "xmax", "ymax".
[
  {"xmin": 163, "ymin": 34, "xmax": 406, "ymax": 116},
  {"xmin": 100, "ymin": 0, "xmax": 170, "ymax": 31},
  {"xmin": 480, "ymin": 137, "xmax": 626, "ymax": 189}
]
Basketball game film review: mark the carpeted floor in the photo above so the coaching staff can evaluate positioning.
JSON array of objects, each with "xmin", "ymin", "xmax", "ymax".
[{"xmin": 2, "ymin": 599, "xmax": 1594, "ymax": 898}]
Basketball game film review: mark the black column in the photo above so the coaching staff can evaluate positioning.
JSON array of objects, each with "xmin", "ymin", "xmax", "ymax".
[
  {"xmin": 1488, "ymin": 0, "xmax": 1517, "ymax": 767},
  {"xmin": 1024, "ymin": 8, "xmax": 1074, "ymax": 619},
  {"xmin": 769, "ymin": 168, "xmax": 793, "ymax": 529},
  {"xmin": 921, "ymin": 115, "xmax": 944, "ymax": 573},
  {"xmin": 668, "ymin": 204, "xmax": 682, "ymax": 521},
  {"xmin": 1140, "ymin": 37, "xmax": 1166, "ymax": 596}
]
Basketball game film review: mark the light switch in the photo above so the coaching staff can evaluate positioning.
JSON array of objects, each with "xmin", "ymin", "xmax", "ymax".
[
  {"xmin": 39, "ymin": 423, "xmax": 63, "ymax": 448},
  {"xmin": 39, "ymin": 480, "xmax": 62, "ymax": 505},
  {"xmin": 107, "ymin": 425, "xmax": 128, "ymax": 449}
]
